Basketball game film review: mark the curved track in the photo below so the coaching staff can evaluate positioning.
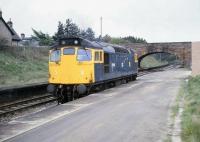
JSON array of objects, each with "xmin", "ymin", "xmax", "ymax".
[{"xmin": 138, "ymin": 64, "xmax": 179, "ymax": 77}]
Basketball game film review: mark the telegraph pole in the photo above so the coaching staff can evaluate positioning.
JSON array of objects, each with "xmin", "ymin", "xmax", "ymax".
[{"xmin": 100, "ymin": 17, "xmax": 103, "ymax": 38}]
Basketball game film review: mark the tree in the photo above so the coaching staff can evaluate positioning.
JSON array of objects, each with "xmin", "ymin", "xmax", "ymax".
[
  {"xmin": 64, "ymin": 19, "xmax": 80, "ymax": 37},
  {"xmin": 110, "ymin": 37, "xmax": 129, "ymax": 44},
  {"xmin": 53, "ymin": 21, "xmax": 65, "ymax": 41},
  {"xmin": 102, "ymin": 34, "xmax": 112, "ymax": 43},
  {"xmin": 85, "ymin": 28, "xmax": 95, "ymax": 41},
  {"xmin": 32, "ymin": 29, "xmax": 54, "ymax": 46},
  {"xmin": 123, "ymin": 36, "xmax": 147, "ymax": 43},
  {"xmin": 54, "ymin": 19, "xmax": 96, "ymax": 41},
  {"xmin": 79, "ymin": 29, "xmax": 87, "ymax": 39},
  {"xmin": 100, "ymin": 35, "xmax": 147, "ymax": 44},
  {"xmin": 79, "ymin": 28, "xmax": 95, "ymax": 41}
]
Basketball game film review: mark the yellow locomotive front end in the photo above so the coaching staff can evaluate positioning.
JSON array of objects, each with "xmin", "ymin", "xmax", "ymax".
[
  {"xmin": 47, "ymin": 37, "xmax": 104, "ymax": 103},
  {"xmin": 49, "ymin": 47, "xmax": 95, "ymax": 85}
]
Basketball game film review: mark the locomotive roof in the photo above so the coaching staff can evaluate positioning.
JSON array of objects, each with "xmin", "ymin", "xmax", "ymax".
[{"xmin": 52, "ymin": 37, "xmax": 130, "ymax": 54}]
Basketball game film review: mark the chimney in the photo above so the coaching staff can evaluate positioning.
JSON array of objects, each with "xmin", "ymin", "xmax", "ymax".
[
  {"xmin": 0, "ymin": 9, "xmax": 2, "ymax": 18},
  {"xmin": 7, "ymin": 19, "xmax": 13, "ymax": 28},
  {"xmin": 21, "ymin": 33, "xmax": 25, "ymax": 40}
]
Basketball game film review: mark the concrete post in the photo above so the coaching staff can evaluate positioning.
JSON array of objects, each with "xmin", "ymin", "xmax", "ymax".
[{"xmin": 192, "ymin": 42, "xmax": 200, "ymax": 76}]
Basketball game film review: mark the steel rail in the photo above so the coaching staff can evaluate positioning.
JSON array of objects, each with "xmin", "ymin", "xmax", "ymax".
[{"xmin": 0, "ymin": 94, "xmax": 56, "ymax": 117}]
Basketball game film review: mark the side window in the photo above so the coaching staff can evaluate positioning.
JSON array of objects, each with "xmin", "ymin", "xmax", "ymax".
[
  {"xmin": 77, "ymin": 49, "xmax": 91, "ymax": 61},
  {"xmin": 95, "ymin": 52, "xmax": 100, "ymax": 61},
  {"xmin": 63, "ymin": 48, "xmax": 75, "ymax": 55},
  {"xmin": 100, "ymin": 52, "xmax": 102, "ymax": 61}
]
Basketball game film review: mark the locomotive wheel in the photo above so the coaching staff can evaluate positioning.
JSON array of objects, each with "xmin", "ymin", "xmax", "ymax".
[
  {"xmin": 132, "ymin": 75, "xmax": 137, "ymax": 81},
  {"xmin": 122, "ymin": 79, "xmax": 127, "ymax": 84},
  {"xmin": 115, "ymin": 80, "xmax": 121, "ymax": 86}
]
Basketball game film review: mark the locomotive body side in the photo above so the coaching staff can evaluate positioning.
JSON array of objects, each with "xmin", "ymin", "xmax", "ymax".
[{"xmin": 94, "ymin": 46, "xmax": 138, "ymax": 82}]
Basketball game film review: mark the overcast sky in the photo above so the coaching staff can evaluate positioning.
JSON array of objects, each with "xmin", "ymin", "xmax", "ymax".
[{"xmin": 1, "ymin": 0, "xmax": 199, "ymax": 42}]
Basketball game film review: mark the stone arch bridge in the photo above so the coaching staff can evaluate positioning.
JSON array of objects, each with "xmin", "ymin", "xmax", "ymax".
[{"xmin": 125, "ymin": 42, "xmax": 192, "ymax": 68}]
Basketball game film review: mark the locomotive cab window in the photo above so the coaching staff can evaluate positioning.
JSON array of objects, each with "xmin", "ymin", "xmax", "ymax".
[
  {"xmin": 63, "ymin": 48, "xmax": 75, "ymax": 55},
  {"xmin": 50, "ymin": 49, "xmax": 61, "ymax": 62},
  {"xmin": 77, "ymin": 49, "xmax": 91, "ymax": 61}
]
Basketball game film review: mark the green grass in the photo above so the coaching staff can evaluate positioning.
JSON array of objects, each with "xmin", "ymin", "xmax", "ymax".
[
  {"xmin": 164, "ymin": 136, "xmax": 172, "ymax": 142},
  {"xmin": 0, "ymin": 46, "xmax": 49, "ymax": 87},
  {"xmin": 164, "ymin": 84, "xmax": 184, "ymax": 142},
  {"xmin": 181, "ymin": 76, "xmax": 200, "ymax": 142},
  {"xmin": 140, "ymin": 55, "xmax": 168, "ymax": 69}
]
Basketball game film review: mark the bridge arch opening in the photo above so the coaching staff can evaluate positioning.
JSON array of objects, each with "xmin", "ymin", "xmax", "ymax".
[{"xmin": 138, "ymin": 52, "xmax": 180, "ymax": 69}]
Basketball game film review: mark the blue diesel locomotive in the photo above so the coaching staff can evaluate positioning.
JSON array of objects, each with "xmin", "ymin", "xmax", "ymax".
[{"xmin": 48, "ymin": 37, "xmax": 138, "ymax": 103}]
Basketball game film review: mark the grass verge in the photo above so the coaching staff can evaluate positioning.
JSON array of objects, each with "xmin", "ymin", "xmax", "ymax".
[
  {"xmin": 140, "ymin": 55, "xmax": 168, "ymax": 69},
  {"xmin": 171, "ymin": 85, "xmax": 184, "ymax": 119},
  {"xmin": 181, "ymin": 76, "xmax": 200, "ymax": 142},
  {"xmin": 0, "ymin": 46, "xmax": 49, "ymax": 87},
  {"xmin": 164, "ymin": 84, "xmax": 184, "ymax": 142}
]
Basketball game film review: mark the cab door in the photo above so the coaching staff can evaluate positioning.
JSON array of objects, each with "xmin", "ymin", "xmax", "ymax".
[{"xmin": 94, "ymin": 50, "xmax": 104, "ymax": 82}]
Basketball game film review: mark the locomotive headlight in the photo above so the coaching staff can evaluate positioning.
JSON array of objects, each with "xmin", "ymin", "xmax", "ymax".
[
  {"xmin": 61, "ymin": 40, "xmax": 66, "ymax": 45},
  {"xmin": 74, "ymin": 40, "xmax": 79, "ymax": 45}
]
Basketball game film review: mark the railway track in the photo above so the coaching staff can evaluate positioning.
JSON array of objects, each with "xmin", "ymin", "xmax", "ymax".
[
  {"xmin": 0, "ymin": 94, "xmax": 56, "ymax": 118},
  {"xmin": 138, "ymin": 64, "xmax": 180, "ymax": 77},
  {"xmin": 0, "ymin": 64, "xmax": 179, "ymax": 120}
]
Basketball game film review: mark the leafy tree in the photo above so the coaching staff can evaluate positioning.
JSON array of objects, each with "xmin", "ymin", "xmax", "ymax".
[
  {"xmin": 85, "ymin": 28, "xmax": 95, "ymax": 41},
  {"xmin": 79, "ymin": 29, "xmax": 87, "ymax": 39},
  {"xmin": 53, "ymin": 21, "xmax": 65, "ymax": 41},
  {"xmin": 101, "ymin": 35, "xmax": 147, "ymax": 44},
  {"xmin": 64, "ymin": 19, "xmax": 80, "ymax": 37},
  {"xmin": 32, "ymin": 29, "xmax": 54, "ymax": 46},
  {"xmin": 54, "ymin": 19, "xmax": 96, "ymax": 41},
  {"xmin": 79, "ymin": 28, "xmax": 95, "ymax": 41},
  {"xmin": 123, "ymin": 36, "xmax": 147, "ymax": 43},
  {"xmin": 110, "ymin": 37, "xmax": 129, "ymax": 44},
  {"xmin": 102, "ymin": 34, "xmax": 112, "ymax": 43}
]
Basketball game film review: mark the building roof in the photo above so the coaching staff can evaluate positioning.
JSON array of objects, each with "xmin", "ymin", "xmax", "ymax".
[
  {"xmin": 0, "ymin": 16, "xmax": 21, "ymax": 41},
  {"xmin": 10, "ymin": 27, "xmax": 21, "ymax": 41}
]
